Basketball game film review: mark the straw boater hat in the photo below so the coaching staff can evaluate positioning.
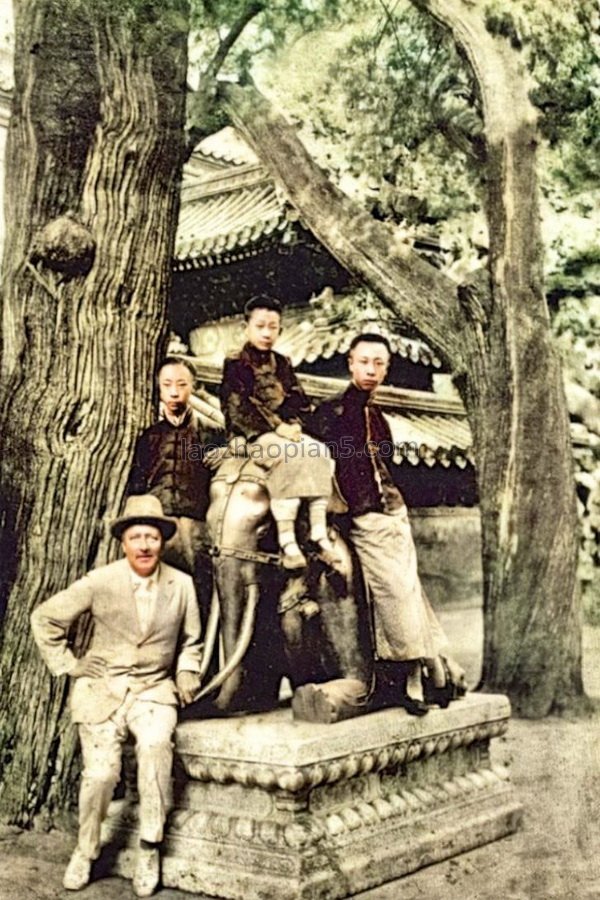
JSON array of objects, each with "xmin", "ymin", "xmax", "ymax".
[{"xmin": 111, "ymin": 494, "xmax": 177, "ymax": 541}]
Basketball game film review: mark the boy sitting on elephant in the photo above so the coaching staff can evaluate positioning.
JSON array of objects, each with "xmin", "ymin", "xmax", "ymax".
[{"xmin": 220, "ymin": 294, "xmax": 338, "ymax": 570}]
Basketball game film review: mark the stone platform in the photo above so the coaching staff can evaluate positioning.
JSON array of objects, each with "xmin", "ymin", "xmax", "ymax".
[{"xmin": 104, "ymin": 693, "xmax": 522, "ymax": 899}]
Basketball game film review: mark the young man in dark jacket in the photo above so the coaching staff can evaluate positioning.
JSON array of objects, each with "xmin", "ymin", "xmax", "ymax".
[
  {"xmin": 312, "ymin": 333, "xmax": 454, "ymax": 715},
  {"xmin": 127, "ymin": 357, "xmax": 214, "ymax": 617}
]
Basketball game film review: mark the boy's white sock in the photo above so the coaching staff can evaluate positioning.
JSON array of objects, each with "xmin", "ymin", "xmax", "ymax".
[
  {"xmin": 270, "ymin": 498, "xmax": 302, "ymax": 554},
  {"xmin": 308, "ymin": 497, "xmax": 333, "ymax": 549}
]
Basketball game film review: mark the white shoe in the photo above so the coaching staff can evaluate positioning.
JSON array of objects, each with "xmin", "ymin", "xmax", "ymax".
[
  {"xmin": 281, "ymin": 542, "xmax": 307, "ymax": 570},
  {"xmin": 63, "ymin": 846, "xmax": 92, "ymax": 891},
  {"xmin": 133, "ymin": 846, "xmax": 160, "ymax": 897}
]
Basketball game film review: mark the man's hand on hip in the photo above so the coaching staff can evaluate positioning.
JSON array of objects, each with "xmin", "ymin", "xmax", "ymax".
[
  {"xmin": 70, "ymin": 656, "xmax": 107, "ymax": 678},
  {"xmin": 176, "ymin": 670, "xmax": 201, "ymax": 706}
]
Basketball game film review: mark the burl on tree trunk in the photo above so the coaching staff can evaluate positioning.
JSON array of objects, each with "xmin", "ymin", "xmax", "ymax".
[
  {"xmin": 0, "ymin": 0, "xmax": 189, "ymax": 823},
  {"xmin": 221, "ymin": 0, "xmax": 582, "ymax": 718}
]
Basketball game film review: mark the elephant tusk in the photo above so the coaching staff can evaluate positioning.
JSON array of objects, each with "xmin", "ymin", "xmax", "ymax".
[
  {"xmin": 193, "ymin": 582, "xmax": 259, "ymax": 701},
  {"xmin": 199, "ymin": 588, "xmax": 220, "ymax": 681}
]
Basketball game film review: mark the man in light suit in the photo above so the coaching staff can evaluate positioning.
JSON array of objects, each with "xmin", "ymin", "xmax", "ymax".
[{"xmin": 31, "ymin": 494, "xmax": 202, "ymax": 897}]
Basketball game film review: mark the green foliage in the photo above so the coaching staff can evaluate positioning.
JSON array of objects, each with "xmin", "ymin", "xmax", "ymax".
[
  {"xmin": 253, "ymin": 0, "xmax": 598, "ymax": 274},
  {"xmin": 180, "ymin": 0, "xmax": 600, "ymax": 352},
  {"xmin": 182, "ymin": 0, "xmax": 599, "ymax": 355},
  {"xmin": 187, "ymin": 0, "xmax": 344, "ymax": 82},
  {"xmin": 553, "ymin": 295, "xmax": 599, "ymax": 390},
  {"xmin": 481, "ymin": 1, "xmax": 600, "ymax": 187},
  {"xmin": 484, "ymin": 3, "xmax": 524, "ymax": 48},
  {"xmin": 262, "ymin": 3, "xmax": 484, "ymax": 231},
  {"xmin": 185, "ymin": 0, "xmax": 346, "ymax": 137},
  {"xmin": 526, "ymin": 3, "xmax": 600, "ymax": 187}
]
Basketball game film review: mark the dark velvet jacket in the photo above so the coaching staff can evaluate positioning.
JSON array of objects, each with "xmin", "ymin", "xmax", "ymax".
[
  {"xmin": 126, "ymin": 409, "xmax": 211, "ymax": 521},
  {"xmin": 311, "ymin": 384, "xmax": 404, "ymax": 518},
  {"xmin": 220, "ymin": 344, "xmax": 312, "ymax": 442}
]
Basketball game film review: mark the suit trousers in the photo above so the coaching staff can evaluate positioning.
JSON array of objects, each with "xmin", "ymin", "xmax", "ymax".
[{"xmin": 77, "ymin": 694, "xmax": 177, "ymax": 858}]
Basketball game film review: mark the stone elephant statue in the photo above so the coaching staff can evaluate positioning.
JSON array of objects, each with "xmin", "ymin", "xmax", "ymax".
[{"xmin": 189, "ymin": 453, "xmax": 373, "ymax": 723}]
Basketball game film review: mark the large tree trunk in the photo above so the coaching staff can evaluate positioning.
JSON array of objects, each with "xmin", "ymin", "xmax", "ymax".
[
  {"xmin": 222, "ymin": 1, "xmax": 583, "ymax": 716},
  {"xmin": 416, "ymin": 0, "xmax": 582, "ymax": 716},
  {"xmin": 0, "ymin": 0, "xmax": 189, "ymax": 824}
]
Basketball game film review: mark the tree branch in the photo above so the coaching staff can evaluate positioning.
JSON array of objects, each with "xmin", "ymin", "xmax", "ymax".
[
  {"xmin": 412, "ymin": 0, "xmax": 538, "ymax": 146},
  {"xmin": 439, "ymin": 116, "xmax": 485, "ymax": 162},
  {"xmin": 376, "ymin": 0, "xmax": 405, "ymax": 58},
  {"xmin": 220, "ymin": 81, "xmax": 473, "ymax": 373},
  {"xmin": 185, "ymin": 2, "xmax": 265, "ymax": 157},
  {"xmin": 205, "ymin": 1, "xmax": 265, "ymax": 80}
]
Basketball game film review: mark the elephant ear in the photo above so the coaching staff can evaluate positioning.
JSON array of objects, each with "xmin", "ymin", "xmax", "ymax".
[{"xmin": 291, "ymin": 678, "xmax": 368, "ymax": 724}]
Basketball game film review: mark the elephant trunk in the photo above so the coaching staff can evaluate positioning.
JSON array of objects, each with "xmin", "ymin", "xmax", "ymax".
[
  {"xmin": 199, "ymin": 589, "xmax": 220, "ymax": 681},
  {"xmin": 193, "ymin": 577, "xmax": 259, "ymax": 702}
]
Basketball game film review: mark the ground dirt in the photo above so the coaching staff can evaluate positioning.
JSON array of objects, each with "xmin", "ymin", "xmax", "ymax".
[{"xmin": 1, "ymin": 613, "xmax": 598, "ymax": 900}]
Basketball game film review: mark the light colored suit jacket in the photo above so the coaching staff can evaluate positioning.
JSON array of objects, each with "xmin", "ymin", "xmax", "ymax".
[{"xmin": 31, "ymin": 559, "xmax": 202, "ymax": 724}]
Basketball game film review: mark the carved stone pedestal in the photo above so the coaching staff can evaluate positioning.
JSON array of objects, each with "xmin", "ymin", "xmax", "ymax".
[{"xmin": 104, "ymin": 693, "xmax": 522, "ymax": 899}]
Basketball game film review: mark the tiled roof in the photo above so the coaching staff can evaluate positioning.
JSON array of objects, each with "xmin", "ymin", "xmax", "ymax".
[
  {"xmin": 385, "ymin": 410, "xmax": 472, "ymax": 467},
  {"xmin": 175, "ymin": 127, "xmax": 442, "ymax": 268},
  {"xmin": 193, "ymin": 126, "xmax": 260, "ymax": 166},
  {"xmin": 188, "ymin": 288, "xmax": 443, "ymax": 370},
  {"xmin": 189, "ymin": 387, "xmax": 473, "ymax": 468},
  {"xmin": 175, "ymin": 181, "xmax": 292, "ymax": 267},
  {"xmin": 175, "ymin": 128, "xmax": 295, "ymax": 268}
]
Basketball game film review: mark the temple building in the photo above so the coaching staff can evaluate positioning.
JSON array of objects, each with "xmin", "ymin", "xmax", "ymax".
[{"xmin": 170, "ymin": 127, "xmax": 483, "ymax": 610}]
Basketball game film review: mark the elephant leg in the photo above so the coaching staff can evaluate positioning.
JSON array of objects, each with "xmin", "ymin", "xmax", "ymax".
[
  {"xmin": 318, "ymin": 593, "xmax": 370, "ymax": 683},
  {"xmin": 292, "ymin": 588, "xmax": 372, "ymax": 724},
  {"xmin": 292, "ymin": 678, "xmax": 369, "ymax": 724},
  {"xmin": 291, "ymin": 539, "xmax": 373, "ymax": 724},
  {"xmin": 316, "ymin": 540, "xmax": 371, "ymax": 687}
]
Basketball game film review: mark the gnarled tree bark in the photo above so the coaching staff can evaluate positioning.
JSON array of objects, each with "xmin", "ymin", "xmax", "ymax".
[
  {"xmin": 413, "ymin": 0, "xmax": 581, "ymax": 716},
  {"xmin": 0, "ymin": 0, "xmax": 189, "ymax": 823},
  {"xmin": 221, "ymin": 0, "xmax": 582, "ymax": 717}
]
